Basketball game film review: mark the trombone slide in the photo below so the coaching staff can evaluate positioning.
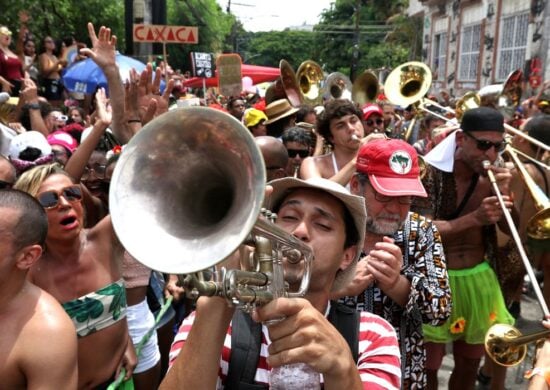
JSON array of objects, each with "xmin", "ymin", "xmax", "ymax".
[{"xmin": 484, "ymin": 161, "xmax": 550, "ymax": 317}]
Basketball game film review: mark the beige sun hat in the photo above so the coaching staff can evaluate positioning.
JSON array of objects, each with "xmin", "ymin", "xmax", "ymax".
[
  {"xmin": 264, "ymin": 99, "xmax": 299, "ymax": 125},
  {"xmin": 266, "ymin": 177, "xmax": 366, "ymax": 293}
]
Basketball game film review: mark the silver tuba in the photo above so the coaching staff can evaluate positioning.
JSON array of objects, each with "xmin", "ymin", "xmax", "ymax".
[{"xmin": 109, "ymin": 107, "xmax": 313, "ymax": 310}]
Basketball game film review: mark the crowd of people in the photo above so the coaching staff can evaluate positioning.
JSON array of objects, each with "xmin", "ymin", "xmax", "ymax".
[{"xmin": 0, "ymin": 15, "xmax": 549, "ymax": 390}]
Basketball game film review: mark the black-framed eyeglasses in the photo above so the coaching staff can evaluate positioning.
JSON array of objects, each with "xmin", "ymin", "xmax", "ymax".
[
  {"xmin": 37, "ymin": 185, "xmax": 82, "ymax": 210},
  {"xmin": 82, "ymin": 164, "xmax": 107, "ymax": 180},
  {"xmin": 287, "ymin": 149, "xmax": 309, "ymax": 158},
  {"xmin": 365, "ymin": 118, "xmax": 384, "ymax": 127},
  {"xmin": 373, "ymin": 191, "xmax": 412, "ymax": 205},
  {"xmin": 465, "ymin": 132, "xmax": 505, "ymax": 153},
  {"xmin": 0, "ymin": 180, "xmax": 13, "ymax": 190}
]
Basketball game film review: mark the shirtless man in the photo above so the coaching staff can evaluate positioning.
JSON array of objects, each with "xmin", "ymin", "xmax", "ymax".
[
  {"xmin": 300, "ymin": 99, "xmax": 365, "ymax": 187},
  {"xmin": 0, "ymin": 189, "xmax": 77, "ymax": 389},
  {"xmin": 413, "ymin": 107, "xmax": 516, "ymax": 390},
  {"xmin": 14, "ymin": 164, "xmax": 137, "ymax": 389}
]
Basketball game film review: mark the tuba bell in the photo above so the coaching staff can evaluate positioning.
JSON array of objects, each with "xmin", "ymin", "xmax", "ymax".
[
  {"xmin": 296, "ymin": 60, "xmax": 324, "ymax": 106},
  {"xmin": 384, "ymin": 61, "xmax": 432, "ymax": 107},
  {"xmin": 352, "ymin": 70, "xmax": 380, "ymax": 106},
  {"xmin": 479, "ymin": 69, "xmax": 523, "ymax": 120},
  {"xmin": 266, "ymin": 60, "xmax": 303, "ymax": 107},
  {"xmin": 109, "ymin": 107, "xmax": 313, "ymax": 309},
  {"xmin": 324, "ymin": 72, "xmax": 352, "ymax": 101}
]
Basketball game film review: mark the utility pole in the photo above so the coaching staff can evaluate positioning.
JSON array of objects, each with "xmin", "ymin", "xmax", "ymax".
[{"xmin": 350, "ymin": 0, "xmax": 361, "ymax": 82}]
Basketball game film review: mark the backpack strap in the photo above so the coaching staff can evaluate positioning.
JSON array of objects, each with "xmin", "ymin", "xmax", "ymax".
[
  {"xmin": 225, "ymin": 310, "xmax": 267, "ymax": 390},
  {"xmin": 328, "ymin": 301, "xmax": 360, "ymax": 363},
  {"xmin": 226, "ymin": 302, "xmax": 360, "ymax": 389}
]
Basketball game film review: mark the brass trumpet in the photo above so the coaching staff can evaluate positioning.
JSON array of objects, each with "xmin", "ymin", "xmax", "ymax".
[{"xmin": 109, "ymin": 107, "xmax": 313, "ymax": 310}]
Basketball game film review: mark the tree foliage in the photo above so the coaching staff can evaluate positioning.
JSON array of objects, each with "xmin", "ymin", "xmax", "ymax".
[
  {"xmin": 237, "ymin": 30, "xmax": 317, "ymax": 68},
  {"xmin": 314, "ymin": 0, "xmax": 420, "ymax": 79},
  {"xmin": 166, "ymin": 0, "xmax": 235, "ymax": 72},
  {"xmin": 1, "ymin": 0, "xmax": 125, "ymax": 50}
]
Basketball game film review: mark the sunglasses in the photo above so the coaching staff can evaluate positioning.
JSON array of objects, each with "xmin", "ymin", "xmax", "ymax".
[
  {"xmin": 0, "ymin": 180, "xmax": 13, "ymax": 189},
  {"xmin": 465, "ymin": 132, "xmax": 505, "ymax": 152},
  {"xmin": 37, "ymin": 185, "xmax": 82, "ymax": 209},
  {"xmin": 287, "ymin": 149, "xmax": 309, "ymax": 158},
  {"xmin": 365, "ymin": 118, "xmax": 384, "ymax": 127},
  {"xmin": 82, "ymin": 164, "xmax": 107, "ymax": 180},
  {"xmin": 374, "ymin": 191, "xmax": 412, "ymax": 205}
]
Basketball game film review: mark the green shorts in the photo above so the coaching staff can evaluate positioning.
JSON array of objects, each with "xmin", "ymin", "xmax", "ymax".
[{"xmin": 423, "ymin": 261, "xmax": 514, "ymax": 345}]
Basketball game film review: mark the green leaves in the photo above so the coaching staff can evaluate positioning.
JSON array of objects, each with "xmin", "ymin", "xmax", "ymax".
[{"xmin": 63, "ymin": 297, "xmax": 104, "ymax": 323}]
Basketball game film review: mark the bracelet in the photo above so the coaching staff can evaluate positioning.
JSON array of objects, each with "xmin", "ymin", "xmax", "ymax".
[
  {"xmin": 27, "ymin": 102, "xmax": 40, "ymax": 110},
  {"xmin": 525, "ymin": 367, "xmax": 550, "ymax": 385},
  {"xmin": 127, "ymin": 119, "xmax": 141, "ymax": 124}
]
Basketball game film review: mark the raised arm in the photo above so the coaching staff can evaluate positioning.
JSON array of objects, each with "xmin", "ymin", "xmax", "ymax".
[{"xmin": 80, "ymin": 23, "xmax": 128, "ymax": 144}]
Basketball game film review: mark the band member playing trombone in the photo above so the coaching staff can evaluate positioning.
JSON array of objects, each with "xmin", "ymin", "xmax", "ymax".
[
  {"xmin": 161, "ymin": 178, "xmax": 401, "ymax": 389},
  {"xmin": 300, "ymin": 99, "xmax": 366, "ymax": 188},
  {"xmin": 412, "ymin": 107, "xmax": 516, "ymax": 390}
]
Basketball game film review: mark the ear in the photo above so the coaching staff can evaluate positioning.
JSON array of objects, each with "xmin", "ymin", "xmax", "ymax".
[
  {"xmin": 15, "ymin": 244, "xmax": 43, "ymax": 271},
  {"xmin": 340, "ymin": 244, "xmax": 357, "ymax": 271},
  {"xmin": 349, "ymin": 174, "xmax": 361, "ymax": 196}
]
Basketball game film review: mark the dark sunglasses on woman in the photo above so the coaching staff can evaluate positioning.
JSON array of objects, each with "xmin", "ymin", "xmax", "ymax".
[{"xmin": 37, "ymin": 185, "xmax": 83, "ymax": 210}]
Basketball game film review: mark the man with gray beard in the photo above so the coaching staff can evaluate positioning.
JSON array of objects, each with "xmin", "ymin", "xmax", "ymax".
[{"xmin": 334, "ymin": 138, "xmax": 451, "ymax": 389}]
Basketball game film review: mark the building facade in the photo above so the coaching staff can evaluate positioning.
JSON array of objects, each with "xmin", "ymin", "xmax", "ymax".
[{"xmin": 408, "ymin": 0, "xmax": 549, "ymax": 96}]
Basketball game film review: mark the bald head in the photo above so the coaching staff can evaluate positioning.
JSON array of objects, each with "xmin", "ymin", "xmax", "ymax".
[
  {"xmin": 0, "ymin": 155, "xmax": 16, "ymax": 185},
  {"xmin": 255, "ymin": 136, "xmax": 289, "ymax": 181}
]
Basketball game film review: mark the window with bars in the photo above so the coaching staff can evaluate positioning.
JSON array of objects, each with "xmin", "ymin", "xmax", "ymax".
[
  {"xmin": 432, "ymin": 32, "xmax": 447, "ymax": 81},
  {"xmin": 497, "ymin": 13, "xmax": 528, "ymax": 81},
  {"xmin": 459, "ymin": 24, "xmax": 481, "ymax": 81}
]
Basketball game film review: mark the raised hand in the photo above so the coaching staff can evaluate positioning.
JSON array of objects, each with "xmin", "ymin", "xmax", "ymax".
[{"xmin": 80, "ymin": 22, "xmax": 117, "ymax": 70}]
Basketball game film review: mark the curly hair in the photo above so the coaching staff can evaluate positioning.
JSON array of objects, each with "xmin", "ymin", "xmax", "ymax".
[{"xmin": 317, "ymin": 99, "xmax": 363, "ymax": 146}]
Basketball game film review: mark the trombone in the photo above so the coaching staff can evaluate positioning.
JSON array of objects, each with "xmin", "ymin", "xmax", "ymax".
[{"xmin": 484, "ymin": 145, "xmax": 550, "ymax": 366}]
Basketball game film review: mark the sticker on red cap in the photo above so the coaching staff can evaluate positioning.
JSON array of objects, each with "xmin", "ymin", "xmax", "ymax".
[{"xmin": 389, "ymin": 151, "xmax": 412, "ymax": 174}]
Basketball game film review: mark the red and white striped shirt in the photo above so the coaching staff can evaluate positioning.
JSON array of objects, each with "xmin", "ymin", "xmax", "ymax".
[{"xmin": 169, "ymin": 308, "xmax": 401, "ymax": 389}]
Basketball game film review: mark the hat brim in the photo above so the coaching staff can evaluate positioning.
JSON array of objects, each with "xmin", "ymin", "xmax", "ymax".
[
  {"xmin": 267, "ymin": 177, "xmax": 367, "ymax": 293},
  {"xmin": 264, "ymin": 106, "xmax": 299, "ymax": 125},
  {"xmin": 369, "ymin": 175, "xmax": 427, "ymax": 197}
]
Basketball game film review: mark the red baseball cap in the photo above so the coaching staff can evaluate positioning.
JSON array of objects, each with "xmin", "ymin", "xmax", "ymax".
[
  {"xmin": 356, "ymin": 139, "xmax": 427, "ymax": 197},
  {"xmin": 361, "ymin": 103, "xmax": 383, "ymax": 121}
]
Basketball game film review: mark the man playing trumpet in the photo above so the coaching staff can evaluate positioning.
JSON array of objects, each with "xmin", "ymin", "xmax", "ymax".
[{"xmin": 161, "ymin": 178, "xmax": 401, "ymax": 389}]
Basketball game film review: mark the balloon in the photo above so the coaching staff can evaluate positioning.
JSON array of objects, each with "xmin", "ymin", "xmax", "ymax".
[{"xmin": 242, "ymin": 76, "xmax": 255, "ymax": 94}]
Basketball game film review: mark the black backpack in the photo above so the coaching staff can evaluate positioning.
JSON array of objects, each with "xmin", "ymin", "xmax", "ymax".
[{"xmin": 224, "ymin": 301, "xmax": 359, "ymax": 390}]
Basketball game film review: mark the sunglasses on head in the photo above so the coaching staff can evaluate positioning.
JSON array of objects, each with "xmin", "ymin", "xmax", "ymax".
[
  {"xmin": 287, "ymin": 149, "xmax": 309, "ymax": 158},
  {"xmin": 37, "ymin": 185, "xmax": 82, "ymax": 210},
  {"xmin": 465, "ymin": 132, "xmax": 505, "ymax": 152},
  {"xmin": 0, "ymin": 180, "xmax": 13, "ymax": 190},
  {"xmin": 366, "ymin": 118, "xmax": 384, "ymax": 127}
]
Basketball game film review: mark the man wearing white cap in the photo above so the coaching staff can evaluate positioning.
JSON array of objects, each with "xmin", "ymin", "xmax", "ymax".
[
  {"xmin": 162, "ymin": 177, "xmax": 401, "ymax": 389},
  {"xmin": 335, "ymin": 138, "xmax": 451, "ymax": 389}
]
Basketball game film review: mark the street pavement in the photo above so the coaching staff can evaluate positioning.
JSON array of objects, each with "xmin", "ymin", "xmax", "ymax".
[{"xmin": 437, "ymin": 293, "xmax": 544, "ymax": 389}]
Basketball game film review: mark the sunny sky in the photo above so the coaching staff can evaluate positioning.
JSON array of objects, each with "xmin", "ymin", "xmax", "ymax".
[{"xmin": 215, "ymin": 0, "xmax": 335, "ymax": 32}]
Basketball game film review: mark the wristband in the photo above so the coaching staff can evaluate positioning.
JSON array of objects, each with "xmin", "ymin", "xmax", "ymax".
[
  {"xmin": 27, "ymin": 102, "xmax": 40, "ymax": 110},
  {"xmin": 525, "ymin": 367, "xmax": 550, "ymax": 385}
]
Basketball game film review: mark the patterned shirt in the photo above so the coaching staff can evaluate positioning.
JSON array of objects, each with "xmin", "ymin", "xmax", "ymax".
[
  {"xmin": 169, "ymin": 306, "xmax": 402, "ymax": 389},
  {"xmin": 340, "ymin": 212, "xmax": 451, "ymax": 389}
]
